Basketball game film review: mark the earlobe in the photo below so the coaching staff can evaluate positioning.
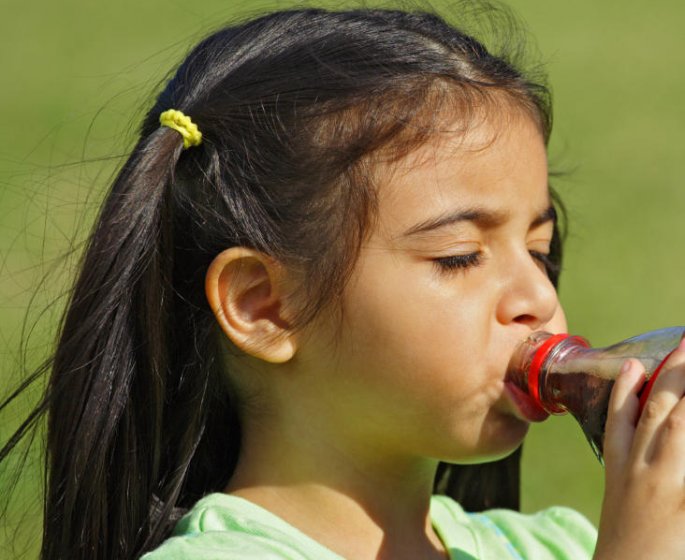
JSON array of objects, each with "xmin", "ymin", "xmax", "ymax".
[{"xmin": 205, "ymin": 247, "xmax": 297, "ymax": 363}]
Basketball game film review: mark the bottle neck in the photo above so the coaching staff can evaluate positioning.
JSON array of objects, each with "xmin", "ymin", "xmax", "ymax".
[
  {"xmin": 507, "ymin": 332, "xmax": 592, "ymax": 415},
  {"xmin": 535, "ymin": 335, "xmax": 593, "ymax": 414}
]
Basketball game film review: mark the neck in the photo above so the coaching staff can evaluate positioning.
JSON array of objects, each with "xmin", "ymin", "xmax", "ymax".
[{"xmin": 225, "ymin": 419, "xmax": 447, "ymax": 560}]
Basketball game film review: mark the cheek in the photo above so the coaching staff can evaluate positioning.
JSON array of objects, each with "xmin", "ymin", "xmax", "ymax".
[
  {"xmin": 331, "ymin": 264, "xmax": 525, "ymax": 460},
  {"xmin": 340, "ymin": 265, "xmax": 494, "ymax": 389}
]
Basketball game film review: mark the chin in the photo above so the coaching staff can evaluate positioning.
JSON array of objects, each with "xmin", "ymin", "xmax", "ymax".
[
  {"xmin": 450, "ymin": 445, "xmax": 522, "ymax": 465},
  {"xmin": 438, "ymin": 429, "xmax": 528, "ymax": 466},
  {"xmin": 463, "ymin": 421, "xmax": 529, "ymax": 464}
]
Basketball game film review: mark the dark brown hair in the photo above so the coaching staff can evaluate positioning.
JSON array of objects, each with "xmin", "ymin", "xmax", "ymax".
[{"xmin": 1, "ymin": 5, "xmax": 561, "ymax": 559}]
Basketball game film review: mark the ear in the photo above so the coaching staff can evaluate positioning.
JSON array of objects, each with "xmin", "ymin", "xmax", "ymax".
[{"xmin": 205, "ymin": 247, "xmax": 297, "ymax": 363}]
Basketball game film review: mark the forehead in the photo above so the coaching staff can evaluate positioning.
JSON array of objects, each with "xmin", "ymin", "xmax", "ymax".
[{"xmin": 371, "ymin": 113, "xmax": 549, "ymax": 235}]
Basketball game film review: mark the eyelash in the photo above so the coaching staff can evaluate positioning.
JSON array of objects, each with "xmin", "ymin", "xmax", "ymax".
[
  {"xmin": 433, "ymin": 252, "xmax": 484, "ymax": 272},
  {"xmin": 530, "ymin": 250, "xmax": 554, "ymax": 272},
  {"xmin": 434, "ymin": 251, "xmax": 553, "ymax": 273}
]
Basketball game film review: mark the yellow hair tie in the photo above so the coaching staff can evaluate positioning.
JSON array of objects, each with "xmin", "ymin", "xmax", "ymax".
[{"xmin": 159, "ymin": 109, "xmax": 203, "ymax": 149}]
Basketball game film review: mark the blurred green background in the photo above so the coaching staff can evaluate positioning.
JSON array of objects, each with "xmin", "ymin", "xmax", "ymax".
[{"xmin": 2, "ymin": 0, "xmax": 685, "ymax": 556}]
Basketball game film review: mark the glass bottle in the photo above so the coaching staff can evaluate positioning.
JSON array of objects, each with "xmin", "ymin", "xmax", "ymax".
[{"xmin": 506, "ymin": 326, "xmax": 685, "ymax": 463}]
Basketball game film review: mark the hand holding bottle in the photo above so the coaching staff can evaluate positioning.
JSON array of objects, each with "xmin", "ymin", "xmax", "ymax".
[{"xmin": 594, "ymin": 338, "xmax": 685, "ymax": 559}]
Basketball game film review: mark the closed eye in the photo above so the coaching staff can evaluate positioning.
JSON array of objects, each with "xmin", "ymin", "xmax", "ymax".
[
  {"xmin": 433, "ymin": 252, "xmax": 483, "ymax": 273},
  {"xmin": 530, "ymin": 250, "xmax": 559, "ymax": 278},
  {"xmin": 529, "ymin": 250, "xmax": 551, "ymax": 267}
]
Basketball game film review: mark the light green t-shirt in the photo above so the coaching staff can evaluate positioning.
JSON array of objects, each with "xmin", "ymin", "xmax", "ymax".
[{"xmin": 141, "ymin": 493, "xmax": 597, "ymax": 559}]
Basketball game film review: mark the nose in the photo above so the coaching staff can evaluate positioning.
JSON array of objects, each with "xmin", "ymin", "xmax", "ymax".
[{"xmin": 496, "ymin": 252, "xmax": 560, "ymax": 332}]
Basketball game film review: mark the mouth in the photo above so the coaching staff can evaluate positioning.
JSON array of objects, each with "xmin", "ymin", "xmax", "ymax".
[{"xmin": 503, "ymin": 381, "xmax": 549, "ymax": 423}]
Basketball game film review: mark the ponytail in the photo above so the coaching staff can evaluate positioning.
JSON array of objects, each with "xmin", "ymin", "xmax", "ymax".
[{"xmin": 41, "ymin": 128, "xmax": 238, "ymax": 559}]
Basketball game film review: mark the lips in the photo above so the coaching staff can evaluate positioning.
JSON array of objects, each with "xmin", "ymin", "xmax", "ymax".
[{"xmin": 504, "ymin": 381, "xmax": 550, "ymax": 423}]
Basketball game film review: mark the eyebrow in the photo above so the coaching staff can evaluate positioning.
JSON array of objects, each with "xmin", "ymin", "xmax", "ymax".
[{"xmin": 401, "ymin": 204, "xmax": 556, "ymax": 238}]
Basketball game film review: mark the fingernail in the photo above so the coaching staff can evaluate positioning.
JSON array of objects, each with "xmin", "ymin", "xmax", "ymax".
[{"xmin": 621, "ymin": 360, "xmax": 631, "ymax": 374}]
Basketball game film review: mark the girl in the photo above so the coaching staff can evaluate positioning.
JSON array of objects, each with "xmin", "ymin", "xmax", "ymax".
[{"xmin": 4, "ymin": 4, "xmax": 685, "ymax": 559}]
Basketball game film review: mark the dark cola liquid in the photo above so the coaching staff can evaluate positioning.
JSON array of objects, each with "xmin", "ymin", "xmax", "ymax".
[{"xmin": 541, "ymin": 372, "xmax": 613, "ymax": 461}]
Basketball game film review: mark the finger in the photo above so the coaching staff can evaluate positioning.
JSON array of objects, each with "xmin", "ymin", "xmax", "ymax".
[
  {"xmin": 650, "ymin": 392, "xmax": 685, "ymax": 476},
  {"xmin": 603, "ymin": 358, "xmax": 645, "ymax": 472},
  {"xmin": 632, "ymin": 339, "xmax": 685, "ymax": 464}
]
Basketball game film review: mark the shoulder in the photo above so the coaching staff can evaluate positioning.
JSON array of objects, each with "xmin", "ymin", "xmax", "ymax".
[
  {"xmin": 141, "ymin": 493, "xmax": 342, "ymax": 560},
  {"xmin": 431, "ymin": 495, "xmax": 597, "ymax": 560}
]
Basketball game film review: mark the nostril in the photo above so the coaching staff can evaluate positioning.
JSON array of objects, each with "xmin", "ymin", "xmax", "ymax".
[{"xmin": 515, "ymin": 314, "xmax": 543, "ymax": 330}]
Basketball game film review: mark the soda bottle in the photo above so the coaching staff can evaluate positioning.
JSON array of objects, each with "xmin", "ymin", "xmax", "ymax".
[{"xmin": 506, "ymin": 326, "xmax": 685, "ymax": 463}]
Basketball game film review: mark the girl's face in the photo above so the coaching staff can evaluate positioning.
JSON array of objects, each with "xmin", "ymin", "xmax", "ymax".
[{"xmin": 293, "ymin": 110, "xmax": 566, "ymax": 465}]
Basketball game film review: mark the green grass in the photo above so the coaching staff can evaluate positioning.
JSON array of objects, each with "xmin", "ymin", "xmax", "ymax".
[{"xmin": 3, "ymin": 0, "xmax": 685, "ymax": 555}]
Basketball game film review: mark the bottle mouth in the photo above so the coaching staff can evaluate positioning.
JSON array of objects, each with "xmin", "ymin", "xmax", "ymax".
[{"xmin": 506, "ymin": 331, "xmax": 559, "ymax": 415}]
